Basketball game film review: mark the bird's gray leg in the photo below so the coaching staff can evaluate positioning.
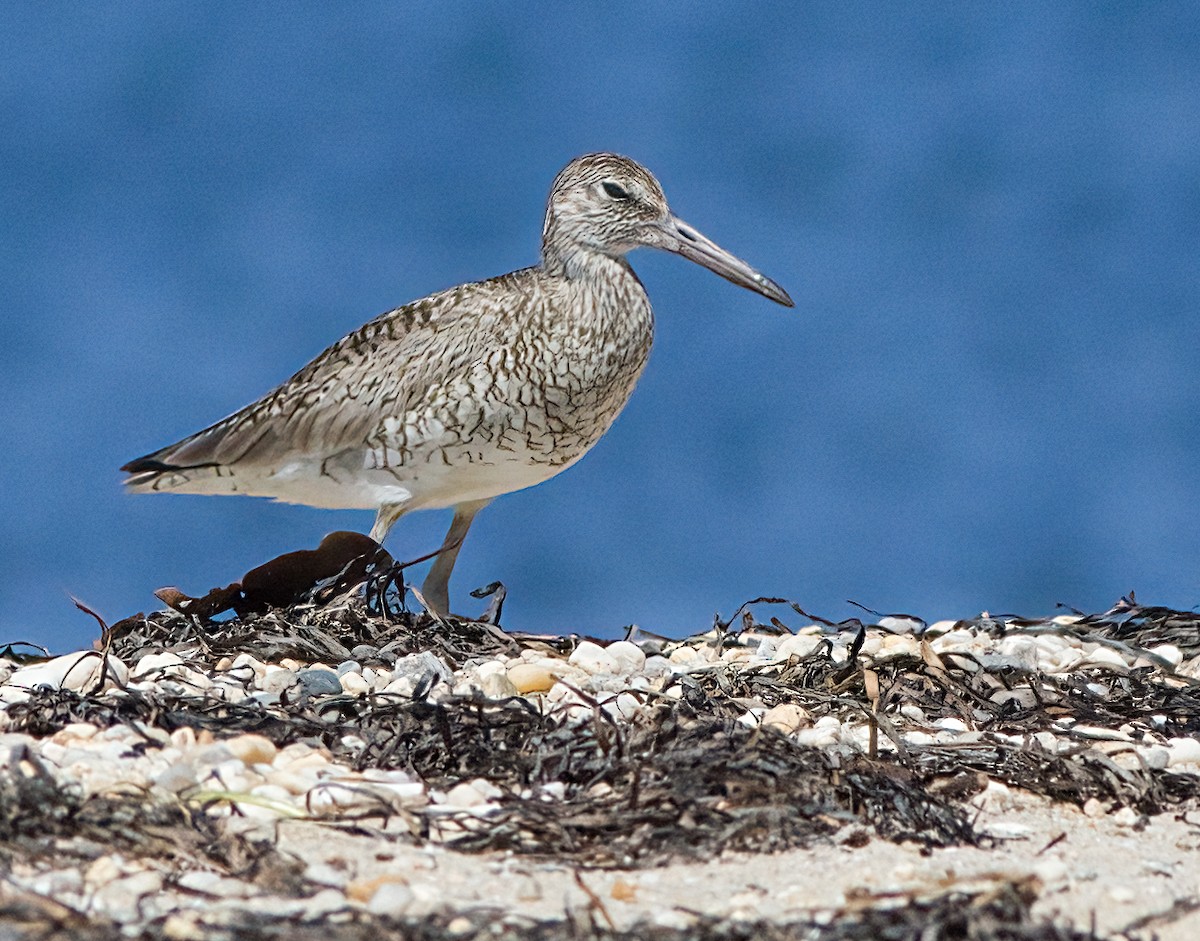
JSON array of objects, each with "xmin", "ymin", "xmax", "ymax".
[
  {"xmin": 370, "ymin": 503, "xmax": 407, "ymax": 544},
  {"xmin": 422, "ymin": 499, "xmax": 491, "ymax": 616}
]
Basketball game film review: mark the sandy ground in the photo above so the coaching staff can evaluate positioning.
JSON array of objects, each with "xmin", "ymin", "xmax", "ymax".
[{"xmin": 258, "ymin": 787, "xmax": 1200, "ymax": 937}]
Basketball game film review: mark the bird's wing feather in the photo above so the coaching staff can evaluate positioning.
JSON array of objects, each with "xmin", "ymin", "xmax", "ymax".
[{"xmin": 123, "ymin": 271, "xmax": 538, "ymax": 476}]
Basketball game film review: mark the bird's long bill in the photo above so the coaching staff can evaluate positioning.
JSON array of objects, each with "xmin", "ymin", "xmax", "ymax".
[{"xmin": 661, "ymin": 214, "xmax": 794, "ymax": 307}]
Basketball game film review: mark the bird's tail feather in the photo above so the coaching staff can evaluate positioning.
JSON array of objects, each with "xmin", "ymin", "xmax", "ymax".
[{"xmin": 122, "ymin": 457, "xmax": 245, "ymax": 496}]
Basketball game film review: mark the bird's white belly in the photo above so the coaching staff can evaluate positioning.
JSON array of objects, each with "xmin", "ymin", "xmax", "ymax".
[{"xmin": 254, "ymin": 424, "xmax": 587, "ymax": 512}]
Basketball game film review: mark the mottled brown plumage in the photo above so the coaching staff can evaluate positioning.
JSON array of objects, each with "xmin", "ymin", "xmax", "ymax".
[{"xmin": 123, "ymin": 153, "xmax": 792, "ymax": 614}]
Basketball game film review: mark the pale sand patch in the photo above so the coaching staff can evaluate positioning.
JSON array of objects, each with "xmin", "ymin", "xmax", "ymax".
[{"xmin": 270, "ymin": 788, "xmax": 1200, "ymax": 937}]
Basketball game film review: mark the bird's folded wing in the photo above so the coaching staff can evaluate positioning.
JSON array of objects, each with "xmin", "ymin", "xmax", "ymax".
[{"xmin": 124, "ymin": 272, "xmax": 534, "ymax": 476}]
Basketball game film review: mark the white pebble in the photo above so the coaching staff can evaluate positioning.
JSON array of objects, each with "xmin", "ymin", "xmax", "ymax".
[
  {"xmin": 1148, "ymin": 644, "xmax": 1183, "ymax": 669},
  {"xmin": 1166, "ymin": 737, "xmax": 1200, "ymax": 768},
  {"xmin": 441, "ymin": 781, "xmax": 488, "ymax": 809},
  {"xmin": 794, "ymin": 727, "xmax": 839, "ymax": 748},
  {"xmin": 366, "ymin": 881, "xmax": 414, "ymax": 916},
  {"xmin": 569, "ymin": 641, "xmax": 618, "ymax": 675},
  {"xmin": 776, "ymin": 633, "xmax": 824, "ymax": 660},
  {"xmin": 250, "ymin": 783, "xmax": 295, "ymax": 804},
  {"xmin": 131, "ymin": 652, "xmax": 185, "ymax": 677},
  {"xmin": 230, "ymin": 653, "xmax": 267, "ymax": 678},
  {"xmin": 1080, "ymin": 646, "xmax": 1128, "ymax": 670},
  {"xmin": 877, "ymin": 615, "xmax": 924, "ymax": 635},
  {"xmin": 991, "ymin": 688, "xmax": 1038, "ymax": 709},
  {"xmin": 754, "ymin": 639, "xmax": 777, "ymax": 660},
  {"xmin": 642, "ymin": 655, "xmax": 673, "ymax": 677},
  {"xmin": 261, "ymin": 669, "xmax": 299, "ymax": 694},
  {"xmin": 931, "ymin": 629, "xmax": 976, "ymax": 652},
  {"xmin": 606, "ymin": 641, "xmax": 646, "ymax": 675},
  {"xmin": 602, "ymin": 692, "xmax": 643, "ymax": 721},
  {"xmin": 267, "ymin": 769, "xmax": 321, "ymax": 795},
  {"xmin": 154, "ymin": 762, "xmax": 199, "ymax": 793},
  {"xmin": 392, "ymin": 651, "xmax": 453, "ymax": 685},
  {"xmin": 1047, "ymin": 649, "xmax": 1084, "ymax": 673},
  {"xmin": 176, "ymin": 870, "xmax": 255, "ymax": 898},
  {"xmin": 1083, "ymin": 797, "xmax": 1107, "ymax": 817},
  {"xmin": 667, "ymin": 645, "xmax": 701, "ymax": 665},
  {"xmin": 52, "ymin": 722, "xmax": 101, "ymax": 743},
  {"xmin": 1072, "ymin": 724, "xmax": 1130, "ymax": 742},
  {"xmin": 26, "ymin": 868, "xmax": 84, "ymax": 900},
  {"xmin": 480, "ymin": 672, "xmax": 520, "ymax": 698},
  {"xmin": 1032, "ymin": 731, "xmax": 1059, "ymax": 753},
  {"xmin": 1140, "ymin": 747, "xmax": 1170, "ymax": 770},
  {"xmin": 304, "ymin": 888, "xmax": 349, "ymax": 919},
  {"xmin": 224, "ymin": 734, "xmax": 278, "ymax": 766},
  {"xmin": 506, "ymin": 662, "xmax": 555, "ymax": 694},
  {"xmin": 8, "ymin": 652, "xmax": 128, "ymax": 693},
  {"xmin": 737, "ymin": 708, "xmax": 764, "ymax": 729},
  {"xmin": 473, "ymin": 659, "xmax": 506, "ymax": 679},
  {"xmin": 761, "ymin": 703, "xmax": 811, "ymax": 734},
  {"xmin": 90, "ymin": 870, "xmax": 164, "ymax": 918},
  {"xmin": 899, "ymin": 704, "xmax": 926, "ymax": 722},
  {"xmin": 877, "ymin": 635, "xmax": 919, "ymax": 659},
  {"xmin": 382, "ymin": 676, "xmax": 415, "ymax": 695},
  {"xmin": 772, "ymin": 633, "xmax": 820, "ymax": 662},
  {"xmin": 970, "ymin": 780, "xmax": 1014, "ymax": 812},
  {"xmin": 984, "ymin": 820, "xmax": 1033, "ymax": 839},
  {"xmin": 340, "ymin": 672, "xmax": 370, "ymax": 695}
]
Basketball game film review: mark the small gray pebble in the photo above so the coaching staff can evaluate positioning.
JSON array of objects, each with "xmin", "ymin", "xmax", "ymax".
[
  {"xmin": 248, "ymin": 691, "xmax": 281, "ymax": 706},
  {"xmin": 336, "ymin": 660, "xmax": 362, "ymax": 677},
  {"xmin": 349, "ymin": 644, "xmax": 379, "ymax": 661},
  {"xmin": 297, "ymin": 669, "xmax": 343, "ymax": 696},
  {"xmin": 392, "ymin": 651, "xmax": 452, "ymax": 683}
]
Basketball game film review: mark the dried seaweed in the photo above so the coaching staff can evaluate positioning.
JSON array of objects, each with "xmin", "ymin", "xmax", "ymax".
[
  {"xmin": 10, "ymin": 594, "xmax": 1200, "ymax": 870},
  {"xmin": 104, "ymin": 600, "xmax": 530, "ymax": 667},
  {"xmin": 0, "ymin": 745, "xmax": 309, "ymax": 895},
  {"xmin": 1074, "ymin": 595, "xmax": 1200, "ymax": 654},
  {"xmin": 419, "ymin": 715, "xmax": 974, "ymax": 861},
  {"xmin": 102, "ymin": 533, "xmax": 576, "ymax": 667},
  {"xmin": 2, "ymin": 686, "xmax": 972, "ymax": 864},
  {"xmin": 0, "ymin": 874, "xmax": 1097, "ymax": 941},
  {"xmin": 8, "ymin": 592, "xmax": 1200, "ymax": 939}
]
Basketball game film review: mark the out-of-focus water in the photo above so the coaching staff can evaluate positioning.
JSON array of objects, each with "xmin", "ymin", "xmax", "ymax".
[{"xmin": 3, "ymin": 4, "xmax": 1199, "ymax": 652}]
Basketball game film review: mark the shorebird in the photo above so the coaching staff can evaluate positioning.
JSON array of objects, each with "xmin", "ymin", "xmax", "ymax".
[{"xmin": 123, "ymin": 153, "xmax": 793, "ymax": 615}]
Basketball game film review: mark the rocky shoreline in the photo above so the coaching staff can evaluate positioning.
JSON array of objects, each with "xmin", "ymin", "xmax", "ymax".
[{"xmin": 1, "ymin": 593, "xmax": 1198, "ymax": 939}]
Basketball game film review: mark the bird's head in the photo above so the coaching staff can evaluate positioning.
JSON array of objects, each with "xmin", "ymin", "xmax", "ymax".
[{"xmin": 542, "ymin": 152, "xmax": 793, "ymax": 307}]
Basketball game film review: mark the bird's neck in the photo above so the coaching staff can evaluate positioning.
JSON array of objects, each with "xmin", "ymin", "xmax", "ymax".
[{"xmin": 540, "ymin": 240, "xmax": 635, "ymax": 290}]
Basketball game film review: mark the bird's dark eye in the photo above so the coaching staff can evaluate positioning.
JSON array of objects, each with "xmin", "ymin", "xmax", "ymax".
[{"xmin": 602, "ymin": 181, "xmax": 630, "ymax": 200}]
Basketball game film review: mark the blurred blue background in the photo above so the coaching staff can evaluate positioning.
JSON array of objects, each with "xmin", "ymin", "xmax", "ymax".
[{"xmin": 3, "ymin": 3, "xmax": 1199, "ymax": 653}]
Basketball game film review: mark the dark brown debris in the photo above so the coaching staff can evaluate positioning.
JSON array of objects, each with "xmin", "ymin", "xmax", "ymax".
[{"xmin": 147, "ymin": 531, "xmax": 395, "ymax": 621}]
